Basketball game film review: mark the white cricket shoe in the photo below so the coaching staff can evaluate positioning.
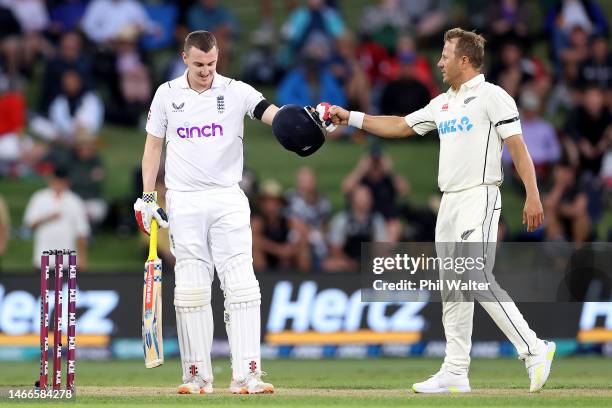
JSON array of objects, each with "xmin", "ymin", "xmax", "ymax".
[
  {"xmin": 412, "ymin": 367, "xmax": 471, "ymax": 394},
  {"xmin": 524, "ymin": 340, "xmax": 556, "ymax": 392},
  {"xmin": 230, "ymin": 372, "xmax": 274, "ymax": 394},
  {"xmin": 177, "ymin": 375, "xmax": 213, "ymax": 394}
]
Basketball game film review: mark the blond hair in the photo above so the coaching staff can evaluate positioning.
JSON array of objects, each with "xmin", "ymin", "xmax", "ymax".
[{"xmin": 444, "ymin": 28, "xmax": 486, "ymax": 70}]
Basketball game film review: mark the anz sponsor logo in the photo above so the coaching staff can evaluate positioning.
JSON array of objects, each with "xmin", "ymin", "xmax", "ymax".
[{"xmin": 438, "ymin": 116, "xmax": 474, "ymax": 135}]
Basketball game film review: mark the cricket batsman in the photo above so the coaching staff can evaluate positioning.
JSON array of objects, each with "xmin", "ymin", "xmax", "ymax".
[
  {"xmin": 133, "ymin": 30, "xmax": 333, "ymax": 394},
  {"xmin": 327, "ymin": 28, "xmax": 555, "ymax": 393}
]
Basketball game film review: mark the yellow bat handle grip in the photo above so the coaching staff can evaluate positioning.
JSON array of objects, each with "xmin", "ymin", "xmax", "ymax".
[{"xmin": 148, "ymin": 219, "xmax": 158, "ymax": 261}]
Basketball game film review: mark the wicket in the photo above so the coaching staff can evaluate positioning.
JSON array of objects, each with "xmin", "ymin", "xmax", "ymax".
[{"xmin": 38, "ymin": 250, "xmax": 77, "ymax": 392}]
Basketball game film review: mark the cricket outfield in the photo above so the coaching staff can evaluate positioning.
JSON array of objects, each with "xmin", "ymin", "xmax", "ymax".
[{"xmin": 1, "ymin": 358, "xmax": 610, "ymax": 407}]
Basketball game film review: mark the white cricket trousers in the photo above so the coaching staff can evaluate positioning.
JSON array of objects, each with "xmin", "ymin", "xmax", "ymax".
[{"xmin": 435, "ymin": 185, "xmax": 543, "ymax": 374}]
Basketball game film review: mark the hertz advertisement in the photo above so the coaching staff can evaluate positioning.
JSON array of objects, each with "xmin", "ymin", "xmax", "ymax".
[{"xmin": 0, "ymin": 274, "xmax": 610, "ymax": 360}]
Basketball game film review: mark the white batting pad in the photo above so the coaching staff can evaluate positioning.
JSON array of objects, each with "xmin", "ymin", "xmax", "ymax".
[
  {"xmin": 175, "ymin": 260, "xmax": 214, "ymax": 383},
  {"xmin": 219, "ymin": 256, "xmax": 262, "ymax": 381}
]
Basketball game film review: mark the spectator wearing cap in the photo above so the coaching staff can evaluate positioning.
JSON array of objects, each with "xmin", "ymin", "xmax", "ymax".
[
  {"xmin": 323, "ymin": 185, "xmax": 387, "ymax": 272},
  {"xmin": 23, "ymin": 167, "xmax": 90, "ymax": 270},
  {"xmin": 342, "ymin": 145, "xmax": 409, "ymax": 243},
  {"xmin": 502, "ymin": 89, "xmax": 561, "ymax": 186},
  {"xmin": 251, "ymin": 180, "xmax": 311, "ymax": 272},
  {"xmin": 287, "ymin": 167, "xmax": 332, "ymax": 270}
]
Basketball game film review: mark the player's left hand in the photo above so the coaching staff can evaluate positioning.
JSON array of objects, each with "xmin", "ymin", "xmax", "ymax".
[{"xmin": 523, "ymin": 195, "xmax": 544, "ymax": 232}]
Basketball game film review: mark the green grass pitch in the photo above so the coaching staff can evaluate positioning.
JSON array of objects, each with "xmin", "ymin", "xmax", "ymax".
[{"xmin": 1, "ymin": 358, "xmax": 611, "ymax": 407}]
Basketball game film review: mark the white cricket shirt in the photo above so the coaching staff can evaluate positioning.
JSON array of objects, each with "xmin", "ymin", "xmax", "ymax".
[
  {"xmin": 146, "ymin": 70, "xmax": 264, "ymax": 191},
  {"xmin": 404, "ymin": 74, "xmax": 522, "ymax": 192},
  {"xmin": 23, "ymin": 188, "xmax": 90, "ymax": 267}
]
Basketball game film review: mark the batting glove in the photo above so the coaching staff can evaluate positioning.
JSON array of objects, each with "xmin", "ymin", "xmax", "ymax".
[
  {"xmin": 306, "ymin": 103, "xmax": 337, "ymax": 133},
  {"xmin": 134, "ymin": 191, "xmax": 169, "ymax": 235}
]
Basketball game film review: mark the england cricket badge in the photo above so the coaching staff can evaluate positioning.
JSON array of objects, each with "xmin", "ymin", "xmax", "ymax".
[{"xmin": 217, "ymin": 95, "xmax": 225, "ymax": 114}]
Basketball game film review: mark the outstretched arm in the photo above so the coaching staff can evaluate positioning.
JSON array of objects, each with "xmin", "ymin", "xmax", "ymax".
[
  {"xmin": 260, "ymin": 104, "xmax": 280, "ymax": 125},
  {"xmin": 328, "ymin": 105, "xmax": 417, "ymax": 138},
  {"xmin": 505, "ymin": 134, "xmax": 544, "ymax": 232}
]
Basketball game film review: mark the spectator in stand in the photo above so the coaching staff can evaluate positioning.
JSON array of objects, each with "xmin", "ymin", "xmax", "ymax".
[
  {"xmin": 277, "ymin": 40, "xmax": 347, "ymax": 108},
  {"xmin": 559, "ymin": 25, "xmax": 591, "ymax": 74},
  {"xmin": 49, "ymin": 0, "xmax": 88, "ymax": 36},
  {"xmin": 23, "ymin": 166, "xmax": 90, "ymax": 270},
  {"xmin": 0, "ymin": 0, "xmax": 54, "ymax": 77},
  {"xmin": 565, "ymin": 85, "xmax": 611, "ymax": 176},
  {"xmin": 578, "ymin": 34, "xmax": 612, "ymax": 90},
  {"xmin": 379, "ymin": 50, "xmax": 431, "ymax": 116},
  {"xmin": 81, "ymin": 0, "xmax": 157, "ymax": 45},
  {"xmin": 0, "ymin": 4, "xmax": 21, "ymax": 78},
  {"xmin": 502, "ymin": 89, "xmax": 561, "ymax": 185},
  {"xmin": 342, "ymin": 145, "xmax": 409, "ymax": 243},
  {"xmin": 287, "ymin": 167, "xmax": 332, "ymax": 270},
  {"xmin": 186, "ymin": 0, "xmax": 239, "ymax": 74},
  {"xmin": 0, "ymin": 194, "xmax": 9, "ymax": 265},
  {"xmin": 484, "ymin": 0, "xmax": 537, "ymax": 49},
  {"xmin": 543, "ymin": 163, "xmax": 592, "ymax": 242},
  {"xmin": 545, "ymin": 0, "xmax": 609, "ymax": 73},
  {"xmin": 251, "ymin": 180, "xmax": 310, "ymax": 272},
  {"xmin": 0, "ymin": 76, "xmax": 46, "ymax": 176},
  {"xmin": 328, "ymin": 31, "xmax": 371, "ymax": 113},
  {"xmin": 280, "ymin": 0, "xmax": 345, "ymax": 67},
  {"xmin": 360, "ymin": 0, "xmax": 409, "ymax": 54},
  {"xmin": 67, "ymin": 136, "xmax": 107, "ymax": 227},
  {"xmin": 39, "ymin": 31, "xmax": 92, "ymax": 112},
  {"xmin": 488, "ymin": 37, "xmax": 550, "ymax": 99},
  {"xmin": 81, "ymin": 0, "xmax": 156, "ymax": 125},
  {"xmin": 46, "ymin": 70, "xmax": 104, "ymax": 146},
  {"xmin": 323, "ymin": 185, "xmax": 387, "ymax": 272},
  {"xmin": 399, "ymin": 0, "xmax": 449, "ymax": 41}
]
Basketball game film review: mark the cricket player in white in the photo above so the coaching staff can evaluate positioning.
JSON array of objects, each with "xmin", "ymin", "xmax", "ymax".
[
  {"xmin": 328, "ymin": 28, "xmax": 556, "ymax": 393},
  {"xmin": 133, "ymin": 31, "xmax": 332, "ymax": 395}
]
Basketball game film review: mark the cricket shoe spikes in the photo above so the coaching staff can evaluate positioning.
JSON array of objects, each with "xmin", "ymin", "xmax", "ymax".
[
  {"xmin": 524, "ymin": 340, "xmax": 556, "ymax": 392},
  {"xmin": 412, "ymin": 367, "xmax": 471, "ymax": 393},
  {"xmin": 230, "ymin": 372, "xmax": 274, "ymax": 394},
  {"xmin": 177, "ymin": 375, "xmax": 213, "ymax": 394}
]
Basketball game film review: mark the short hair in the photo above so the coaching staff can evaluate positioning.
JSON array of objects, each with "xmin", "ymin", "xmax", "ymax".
[
  {"xmin": 444, "ymin": 28, "xmax": 486, "ymax": 70},
  {"xmin": 184, "ymin": 30, "xmax": 217, "ymax": 53}
]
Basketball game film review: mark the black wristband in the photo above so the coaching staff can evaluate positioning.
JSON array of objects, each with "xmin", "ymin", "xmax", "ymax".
[{"xmin": 253, "ymin": 99, "xmax": 271, "ymax": 120}]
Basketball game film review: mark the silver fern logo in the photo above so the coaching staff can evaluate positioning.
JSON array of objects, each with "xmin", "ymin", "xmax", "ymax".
[{"xmin": 172, "ymin": 102, "xmax": 185, "ymax": 112}]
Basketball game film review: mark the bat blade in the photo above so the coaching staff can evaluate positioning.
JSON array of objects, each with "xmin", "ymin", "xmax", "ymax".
[{"xmin": 142, "ymin": 220, "xmax": 163, "ymax": 368}]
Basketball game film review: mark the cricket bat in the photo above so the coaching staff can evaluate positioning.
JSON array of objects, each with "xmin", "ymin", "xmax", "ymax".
[{"xmin": 142, "ymin": 219, "xmax": 164, "ymax": 368}]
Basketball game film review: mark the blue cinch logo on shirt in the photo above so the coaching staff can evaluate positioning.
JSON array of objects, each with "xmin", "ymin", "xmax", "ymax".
[
  {"xmin": 177, "ymin": 124, "xmax": 224, "ymax": 138},
  {"xmin": 438, "ymin": 116, "xmax": 473, "ymax": 135}
]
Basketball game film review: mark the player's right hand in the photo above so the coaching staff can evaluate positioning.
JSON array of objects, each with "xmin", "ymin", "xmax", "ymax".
[
  {"xmin": 134, "ymin": 191, "xmax": 169, "ymax": 235},
  {"xmin": 327, "ymin": 105, "xmax": 350, "ymax": 126}
]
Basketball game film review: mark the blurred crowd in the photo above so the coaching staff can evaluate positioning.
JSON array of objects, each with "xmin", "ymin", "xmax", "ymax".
[{"xmin": 0, "ymin": 0, "xmax": 610, "ymax": 272}]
